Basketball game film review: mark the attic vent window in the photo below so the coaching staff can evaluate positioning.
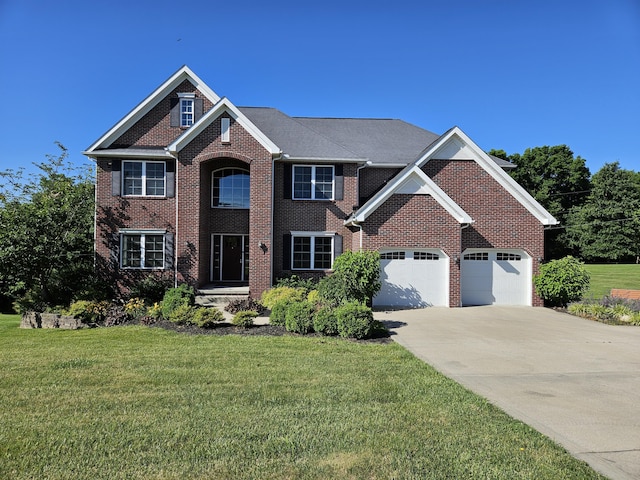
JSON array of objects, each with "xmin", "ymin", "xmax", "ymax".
[
  {"xmin": 178, "ymin": 93, "xmax": 196, "ymax": 127},
  {"xmin": 221, "ymin": 117, "xmax": 230, "ymax": 143}
]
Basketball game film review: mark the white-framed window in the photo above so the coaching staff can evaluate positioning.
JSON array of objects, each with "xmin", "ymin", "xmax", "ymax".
[
  {"xmin": 497, "ymin": 252, "xmax": 522, "ymax": 261},
  {"xmin": 292, "ymin": 232, "xmax": 334, "ymax": 270},
  {"xmin": 121, "ymin": 233, "xmax": 165, "ymax": 269},
  {"xmin": 122, "ymin": 161, "xmax": 166, "ymax": 196},
  {"xmin": 463, "ymin": 252, "xmax": 488, "ymax": 261},
  {"xmin": 178, "ymin": 93, "xmax": 195, "ymax": 127},
  {"xmin": 414, "ymin": 252, "xmax": 439, "ymax": 260},
  {"xmin": 212, "ymin": 168, "xmax": 250, "ymax": 209},
  {"xmin": 381, "ymin": 251, "xmax": 405, "ymax": 260},
  {"xmin": 293, "ymin": 165, "xmax": 334, "ymax": 200}
]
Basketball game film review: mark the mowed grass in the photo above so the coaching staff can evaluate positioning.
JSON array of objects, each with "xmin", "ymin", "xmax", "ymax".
[
  {"xmin": 0, "ymin": 315, "xmax": 603, "ymax": 480},
  {"xmin": 584, "ymin": 263, "xmax": 640, "ymax": 299}
]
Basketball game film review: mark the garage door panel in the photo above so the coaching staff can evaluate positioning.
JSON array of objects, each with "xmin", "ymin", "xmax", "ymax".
[
  {"xmin": 375, "ymin": 249, "xmax": 448, "ymax": 308},
  {"xmin": 461, "ymin": 250, "xmax": 531, "ymax": 306}
]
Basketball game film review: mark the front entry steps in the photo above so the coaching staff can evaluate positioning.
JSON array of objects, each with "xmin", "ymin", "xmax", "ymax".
[{"xmin": 196, "ymin": 285, "xmax": 249, "ymax": 308}]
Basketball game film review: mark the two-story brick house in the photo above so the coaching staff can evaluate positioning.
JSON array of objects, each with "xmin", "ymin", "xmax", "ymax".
[{"xmin": 84, "ymin": 66, "xmax": 557, "ymax": 307}]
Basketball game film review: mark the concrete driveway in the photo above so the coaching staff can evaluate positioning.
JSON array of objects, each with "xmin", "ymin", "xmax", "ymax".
[{"xmin": 375, "ymin": 306, "xmax": 640, "ymax": 480}]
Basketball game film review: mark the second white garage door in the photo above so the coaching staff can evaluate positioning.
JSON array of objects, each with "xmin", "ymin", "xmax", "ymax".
[
  {"xmin": 461, "ymin": 249, "xmax": 532, "ymax": 306},
  {"xmin": 374, "ymin": 249, "xmax": 449, "ymax": 308}
]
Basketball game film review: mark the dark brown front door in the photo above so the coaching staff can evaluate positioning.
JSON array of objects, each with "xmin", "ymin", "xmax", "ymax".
[{"xmin": 222, "ymin": 235, "xmax": 243, "ymax": 281}]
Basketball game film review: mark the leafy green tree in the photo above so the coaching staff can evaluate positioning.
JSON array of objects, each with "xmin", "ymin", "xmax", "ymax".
[
  {"xmin": 489, "ymin": 145, "xmax": 591, "ymax": 258},
  {"xmin": 319, "ymin": 250, "xmax": 381, "ymax": 307},
  {"xmin": 0, "ymin": 143, "xmax": 95, "ymax": 310},
  {"xmin": 563, "ymin": 162, "xmax": 640, "ymax": 262}
]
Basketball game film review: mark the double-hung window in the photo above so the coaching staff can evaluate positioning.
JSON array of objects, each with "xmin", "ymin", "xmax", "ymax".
[
  {"xmin": 293, "ymin": 165, "xmax": 334, "ymax": 200},
  {"xmin": 122, "ymin": 161, "xmax": 166, "ymax": 196},
  {"xmin": 121, "ymin": 233, "xmax": 165, "ymax": 269},
  {"xmin": 292, "ymin": 233, "xmax": 334, "ymax": 270},
  {"xmin": 178, "ymin": 93, "xmax": 195, "ymax": 127}
]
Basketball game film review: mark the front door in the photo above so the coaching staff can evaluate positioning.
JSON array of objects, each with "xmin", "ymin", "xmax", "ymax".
[{"xmin": 211, "ymin": 234, "xmax": 249, "ymax": 283}]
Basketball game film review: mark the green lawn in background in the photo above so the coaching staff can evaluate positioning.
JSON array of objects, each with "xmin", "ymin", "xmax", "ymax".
[
  {"xmin": 584, "ymin": 264, "xmax": 640, "ymax": 299},
  {"xmin": 0, "ymin": 314, "xmax": 604, "ymax": 480}
]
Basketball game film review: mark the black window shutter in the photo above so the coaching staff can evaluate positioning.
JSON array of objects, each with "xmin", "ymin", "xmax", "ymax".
[
  {"xmin": 166, "ymin": 160, "xmax": 175, "ymax": 198},
  {"xmin": 283, "ymin": 234, "xmax": 291, "ymax": 270},
  {"xmin": 111, "ymin": 160, "xmax": 121, "ymax": 196},
  {"xmin": 164, "ymin": 232, "xmax": 174, "ymax": 270},
  {"xmin": 283, "ymin": 163, "xmax": 292, "ymax": 199},
  {"xmin": 170, "ymin": 98, "xmax": 179, "ymax": 127},
  {"xmin": 110, "ymin": 232, "xmax": 121, "ymax": 268},
  {"xmin": 194, "ymin": 98, "xmax": 203, "ymax": 122},
  {"xmin": 334, "ymin": 164, "xmax": 344, "ymax": 201},
  {"xmin": 334, "ymin": 234, "xmax": 343, "ymax": 260}
]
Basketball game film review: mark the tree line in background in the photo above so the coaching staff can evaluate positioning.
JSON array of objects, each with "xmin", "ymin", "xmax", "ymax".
[
  {"xmin": 490, "ymin": 146, "xmax": 640, "ymax": 263},
  {"xmin": 0, "ymin": 142, "xmax": 638, "ymax": 312}
]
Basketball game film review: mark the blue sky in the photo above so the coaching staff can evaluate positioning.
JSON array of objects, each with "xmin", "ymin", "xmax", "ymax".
[{"xmin": 1, "ymin": 0, "xmax": 638, "ymax": 178}]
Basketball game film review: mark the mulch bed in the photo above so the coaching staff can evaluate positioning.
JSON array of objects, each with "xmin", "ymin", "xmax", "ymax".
[{"xmin": 150, "ymin": 319, "xmax": 393, "ymax": 344}]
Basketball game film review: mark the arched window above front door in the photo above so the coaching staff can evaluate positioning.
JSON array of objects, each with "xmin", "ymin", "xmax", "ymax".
[{"xmin": 212, "ymin": 168, "xmax": 250, "ymax": 209}]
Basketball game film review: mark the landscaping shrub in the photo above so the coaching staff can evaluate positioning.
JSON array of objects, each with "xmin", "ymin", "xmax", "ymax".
[
  {"xmin": 103, "ymin": 304, "xmax": 130, "ymax": 327},
  {"xmin": 225, "ymin": 297, "xmax": 265, "ymax": 315},
  {"xmin": 269, "ymin": 300, "xmax": 291, "ymax": 326},
  {"xmin": 275, "ymin": 275, "xmax": 318, "ymax": 294},
  {"xmin": 123, "ymin": 297, "xmax": 146, "ymax": 319},
  {"xmin": 533, "ymin": 256, "xmax": 590, "ymax": 307},
  {"xmin": 306, "ymin": 289, "xmax": 320, "ymax": 305},
  {"xmin": 331, "ymin": 250, "xmax": 381, "ymax": 305},
  {"xmin": 318, "ymin": 270, "xmax": 352, "ymax": 308},
  {"xmin": 161, "ymin": 284, "xmax": 195, "ymax": 319},
  {"xmin": 313, "ymin": 306, "xmax": 338, "ymax": 336},
  {"xmin": 128, "ymin": 274, "xmax": 173, "ymax": 304},
  {"xmin": 192, "ymin": 307, "xmax": 224, "ymax": 328},
  {"xmin": 66, "ymin": 300, "xmax": 109, "ymax": 324},
  {"xmin": 147, "ymin": 302, "xmax": 163, "ymax": 320},
  {"xmin": 335, "ymin": 301, "xmax": 374, "ymax": 339},
  {"xmin": 260, "ymin": 286, "xmax": 306, "ymax": 310},
  {"xmin": 168, "ymin": 304, "xmax": 196, "ymax": 325},
  {"xmin": 233, "ymin": 310, "xmax": 258, "ymax": 328},
  {"xmin": 285, "ymin": 300, "xmax": 315, "ymax": 334}
]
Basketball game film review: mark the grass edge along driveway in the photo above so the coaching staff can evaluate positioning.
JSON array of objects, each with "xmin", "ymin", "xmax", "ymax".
[{"xmin": 0, "ymin": 315, "xmax": 605, "ymax": 480}]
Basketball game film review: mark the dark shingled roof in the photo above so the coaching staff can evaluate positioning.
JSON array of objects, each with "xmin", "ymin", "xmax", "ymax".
[{"xmin": 240, "ymin": 107, "xmax": 514, "ymax": 170}]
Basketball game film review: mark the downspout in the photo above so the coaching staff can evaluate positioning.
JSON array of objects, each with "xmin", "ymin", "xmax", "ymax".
[
  {"xmin": 167, "ymin": 150, "xmax": 179, "ymax": 288},
  {"xmin": 353, "ymin": 161, "xmax": 371, "ymax": 252}
]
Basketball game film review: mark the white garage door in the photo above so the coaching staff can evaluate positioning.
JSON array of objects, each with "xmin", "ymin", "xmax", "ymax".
[
  {"xmin": 461, "ymin": 249, "xmax": 531, "ymax": 306},
  {"xmin": 374, "ymin": 249, "xmax": 449, "ymax": 308}
]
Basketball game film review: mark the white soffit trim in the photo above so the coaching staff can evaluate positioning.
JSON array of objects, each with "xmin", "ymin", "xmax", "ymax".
[
  {"xmin": 85, "ymin": 65, "xmax": 221, "ymax": 153},
  {"xmin": 167, "ymin": 97, "xmax": 280, "ymax": 155},
  {"xmin": 350, "ymin": 166, "xmax": 473, "ymax": 224},
  {"xmin": 417, "ymin": 127, "xmax": 559, "ymax": 226}
]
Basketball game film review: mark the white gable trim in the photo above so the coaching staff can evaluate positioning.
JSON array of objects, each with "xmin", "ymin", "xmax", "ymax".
[
  {"xmin": 166, "ymin": 97, "xmax": 280, "ymax": 155},
  {"xmin": 417, "ymin": 127, "xmax": 558, "ymax": 226},
  {"xmin": 85, "ymin": 66, "xmax": 220, "ymax": 153},
  {"xmin": 348, "ymin": 166, "xmax": 473, "ymax": 225}
]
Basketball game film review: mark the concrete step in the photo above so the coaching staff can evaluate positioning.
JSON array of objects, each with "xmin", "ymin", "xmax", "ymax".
[{"xmin": 195, "ymin": 285, "xmax": 249, "ymax": 308}]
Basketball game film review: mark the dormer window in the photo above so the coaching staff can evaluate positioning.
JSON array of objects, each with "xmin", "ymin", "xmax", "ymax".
[{"xmin": 178, "ymin": 93, "xmax": 195, "ymax": 127}]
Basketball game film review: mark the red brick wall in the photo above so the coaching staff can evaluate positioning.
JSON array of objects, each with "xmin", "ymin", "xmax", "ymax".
[
  {"xmin": 358, "ymin": 167, "xmax": 402, "ymax": 204},
  {"xmin": 423, "ymin": 159, "xmax": 545, "ymax": 306},
  {"xmin": 272, "ymin": 162, "xmax": 357, "ymax": 282},
  {"xmin": 112, "ymin": 81, "xmax": 215, "ymax": 148},
  {"xmin": 361, "ymin": 194, "xmax": 462, "ymax": 306}
]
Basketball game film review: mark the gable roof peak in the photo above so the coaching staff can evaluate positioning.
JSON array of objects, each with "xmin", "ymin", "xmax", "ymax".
[{"xmin": 85, "ymin": 65, "xmax": 220, "ymax": 153}]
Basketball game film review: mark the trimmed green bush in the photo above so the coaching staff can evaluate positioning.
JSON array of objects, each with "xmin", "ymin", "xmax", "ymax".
[
  {"xmin": 318, "ymin": 271, "xmax": 352, "ymax": 308},
  {"xmin": 335, "ymin": 301, "xmax": 374, "ymax": 339},
  {"xmin": 128, "ymin": 274, "xmax": 173, "ymax": 304},
  {"xmin": 192, "ymin": 307, "xmax": 224, "ymax": 328},
  {"xmin": 66, "ymin": 300, "xmax": 108, "ymax": 324},
  {"xmin": 285, "ymin": 300, "xmax": 315, "ymax": 334},
  {"xmin": 269, "ymin": 299, "xmax": 291, "ymax": 326},
  {"xmin": 275, "ymin": 275, "xmax": 318, "ymax": 294},
  {"xmin": 260, "ymin": 286, "xmax": 306, "ymax": 310},
  {"xmin": 161, "ymin": 284, "xmax": 195, "ymax": 319},
  {"xmin": 168, "ymin": 304, "xmax": 196, "ymax": 325},
  {"xmin": 313, "ymin": 306, "xmax": 338, "ymax": 336},
  {"xmin": 533, "ymin": 256, "xmax": 590, "ymax": 307},
  {"xmin": 332, "ymin": 250, "xmax": 381, "ymax": 305},
  {"xmin": 233, "ymin": 310, "xmax": 258, "ymax": 328}
]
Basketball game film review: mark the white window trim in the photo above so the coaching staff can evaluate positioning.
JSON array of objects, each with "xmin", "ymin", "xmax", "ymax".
[
  {"xmin": 292, "ymin": 165, "xmax": 335, "ymax": 201},
  {"xmin": 122, "ymin": 160, "xmax": 166, "ymax": 197},
  {"xmin": 178, "ymin": 92, "xmax": 196, "ymax": 127},
  {"xmin": 120, "ymin": 231, "xmax": 166, "ymax": 270},
  {"xmin": 291, "ymin": 231, "xmax": 335, "ymax": 271}
]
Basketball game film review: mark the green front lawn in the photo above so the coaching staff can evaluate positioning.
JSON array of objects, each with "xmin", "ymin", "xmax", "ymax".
[
  {"xmin": 0, "ymin": 314, "xmax": 603, "ymax": 479},
  {"xmin": 584, "ymin": 264, "xmax": 640, "ymax": 299}
]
